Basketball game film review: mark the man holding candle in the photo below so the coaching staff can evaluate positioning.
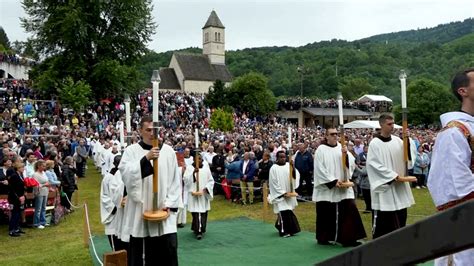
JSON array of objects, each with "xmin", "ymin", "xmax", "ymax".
[
  {"xmin": 183, "ymin": 153, "xmax": 214, "ymax": 240},
  {"xmin": 268, "ymin": 150, "xmax": 301, "ymax": 237},
  {"xmin": 428, "ymin": 68, "xmax": 474, "ymax": 265},
  {"xmin": 119, "ymin": 116, "xmax": 181, "ymax": 266},
  {"xmin": 313, "ymin": 126, "xmax": 366, "ymax": 246},
  {"xmin": 366, "ymin": 114, "xmax": 416, "ymax": 239}
]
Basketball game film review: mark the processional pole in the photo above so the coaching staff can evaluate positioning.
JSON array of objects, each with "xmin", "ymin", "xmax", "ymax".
[
  {"xmin": 143, "ymin": 70, "xmax": 169, "ymax": 221},
  {"xmin": 337, "ymin": 92, "xmax": 348, "ymax": 182},
  {"xmin": 192, "ymin": 128, "xmax": 202, "ymax": 196},
  {"xmin": 287, "ymin": 127, "xmax": 297, "ymax": 197}
]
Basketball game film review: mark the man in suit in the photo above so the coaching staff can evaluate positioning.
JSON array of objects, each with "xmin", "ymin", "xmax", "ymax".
[{"xmin": 240, "ymin": 152, "xmax": 257, "ymax": 205}]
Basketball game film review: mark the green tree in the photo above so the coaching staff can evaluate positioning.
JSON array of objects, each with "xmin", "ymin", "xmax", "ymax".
[
  {"xmin": 21, "ymin": 0, "xmax": 156, "ymax": 100},
  {"xmin": 58, "ymin": 77, "xmax": 92, "ymax": 113},
  {"xmin": 0, "ymin": 27, "xmax": 10, "ymax": 50},
  {"xmin": 340, "ymin": 77, "xmax": 375, "ymax": 100},
  {"xmin": 227, "ymin": 72, "xmax": 276, "ymax": 116},
  {"xmin": 204, "ymin": 80, "xmax": 227, "ymax": 108},
  {"xmin": 405, "ymin": 78, "xmax": 459, "ymax": 125},
  {"xmin": 11, "ymin": 39, "xmax": 38, "ymax": 60},
  {"xmin": 209, "ymin": 108, "xmax": 234, "ymax": 132}
]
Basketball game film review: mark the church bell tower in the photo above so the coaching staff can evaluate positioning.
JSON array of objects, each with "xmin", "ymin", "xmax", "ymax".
[{"xmin": 202, "ymin": 10, "xmax": 225, "ymax": 65}]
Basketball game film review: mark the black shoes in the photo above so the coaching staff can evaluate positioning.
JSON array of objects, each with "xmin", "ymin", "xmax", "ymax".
[
  {"xmin": 9, "ymin": 232, "xmax": 21, "ymax": 237},
  {"xmin": 177, "ymin": 224, "xmax": 185, "ymax": 228},
  {"xmin": 196, "ymin": 233, "xmax": 203, "ymax": 240},
  {"xmin": 16, "ymin": 229, "xmax": 26, "ymax": 234}
]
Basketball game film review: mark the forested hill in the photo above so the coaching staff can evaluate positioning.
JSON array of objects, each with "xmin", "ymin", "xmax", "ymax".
[
  {"xmin": 139, "ymin": 18, "xmax": 474, "ymax": 102},
  {"xmin": 361, "ymin": 18, "xmax": 474, "ymax": 44}
]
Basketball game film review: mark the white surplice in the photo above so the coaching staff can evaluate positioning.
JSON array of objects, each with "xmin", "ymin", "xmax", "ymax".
[
  {"xmin": 100, "ymin": 170, "xmax": 125, "ymax": 236},
  {"xmin": 268, "ymin": 162, "xmax": 300, "ymax": 214},
  {"xmin": 366, "ymin": 135, "xmax": 415, "ymax": 211},
  {"xmin": 118, "ymin": 143, "xmax": 181, "ymax": 242},
  {"xmin": 184, "ymin": 164, "xmax": 214, "ymax": 213},
  {"xmin": 312, "ymin": 143, "xmax": 356, "ymax": 203}
]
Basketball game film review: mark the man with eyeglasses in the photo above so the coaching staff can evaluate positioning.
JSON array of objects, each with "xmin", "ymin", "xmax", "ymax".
[
  {"xmin": 313, "ymin": 126, "xmax": 366, "ymax": 246},
  {"xmin": 366, "ymin": 113, "xmax": 416, "ymax": 239}
]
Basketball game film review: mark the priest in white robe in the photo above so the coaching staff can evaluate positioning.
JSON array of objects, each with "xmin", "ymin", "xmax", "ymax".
[
  {"xmin": 184, "ymin": 154, "xmax": 214, "ymax": 240},
  {"xmin": 313, "ymin": 127, "xmax": 366, "ymax": 247},
  {"xmin": 100, "ymin": 142, "xmax": 112, "ymax": 177},
  {"xmin": 268, "ymin": 150, "xmax": 301, "ymax": 237},
  {"xmin": 367, "ymin": 114, "xmax": 416, "ymax": 239},
  {"xmin": 100, "ymin": 154, "xmax": 127, "ymax": 252},
  {"xmin": 428, "ymin": 69, "xmax": 474, "ymax": 266},
  {"xmin": 119, "ymin": 117, "xmax": 181, "ymax": 266},
  {"xmin": 105, "ymin": 144, "xmax": 120, "ymax": 173},
  {"xmin": 176, "ymin": 165, "xmax": 188, "ymax": 228},
  {"xmin": 93, "ymin": 138, "xmax": 104, "ymax": 170}
]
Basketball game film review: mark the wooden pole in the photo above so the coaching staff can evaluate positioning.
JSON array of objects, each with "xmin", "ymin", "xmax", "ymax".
[
  {"xmin": 263, "ymin": 182, "xmax": 269, "ymax": 222},
  {"xmin": 339, "ymin": 127, "xmax": 348, "ymax": 182},
  {"xmin": 152, "ymin": 131, "xmax": 159, "ymax": 211},
  {"xmin": 143, "ymin": 70, "xmax": 168, "ymax": 221},
  {"xmin": 195, "ymin": 151, "xmax": 200, "ymax": 192}
]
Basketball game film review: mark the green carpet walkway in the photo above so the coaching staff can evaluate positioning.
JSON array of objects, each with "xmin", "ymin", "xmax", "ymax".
[{"xmin": 91, "ymin": 217, "xmax": 349, "ymax": 266}]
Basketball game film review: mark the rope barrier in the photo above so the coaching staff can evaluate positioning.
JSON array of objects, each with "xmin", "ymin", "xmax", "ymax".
[
  {"xmin": 64, "ymin": 193, "xmax": 84, "ymax": 209},
  {"xmin": 215, "ymin": 181, "xmax": 430, "ymax": 218},
  {"xmin": 217, "ymin": 181, "xmax": 263, "ymax": 190},
  {"xmin": 84, "ymin": 203, "xmax": 104, "ymax": 266}
]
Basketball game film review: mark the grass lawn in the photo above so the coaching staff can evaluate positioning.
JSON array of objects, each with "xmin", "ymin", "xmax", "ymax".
[{"xmin": 0, "ymin": 161, "xmax": 437, "ymax": 265}]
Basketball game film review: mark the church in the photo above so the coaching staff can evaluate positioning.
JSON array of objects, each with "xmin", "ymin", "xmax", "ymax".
[{"xmin": 159, "ymin": 11, "xmax": 232, "ymax": 93}]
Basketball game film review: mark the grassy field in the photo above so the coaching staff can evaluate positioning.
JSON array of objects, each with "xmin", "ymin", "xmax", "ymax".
[{"xmin": 0, "ymin": 162, "xmax": 437, "ymax": 265}]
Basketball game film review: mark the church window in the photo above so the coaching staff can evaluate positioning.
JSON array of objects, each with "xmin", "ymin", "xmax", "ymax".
[
  {"xmin": 218, "ymin": 33, "xmax": 221, "ymax": 42},
  {"xmin": 205, "ymin": 32, "xmax": 209, "ymax": 42},
  {"xmin": 215, "ymin": 32, "xmax": 218, "ymax": 41}
]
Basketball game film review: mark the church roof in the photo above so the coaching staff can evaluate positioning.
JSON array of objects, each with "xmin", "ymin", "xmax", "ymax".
[
  {"xmin": 202, "ymin": 10, "xmax": 225, "ymax": 29},
  {"xmin": 174, "ymin": 53, "xmax": 232, "ymax": 82},
  {"xmin": 159, "ymin": 68, "xmax": 181, "ymax": 90}
]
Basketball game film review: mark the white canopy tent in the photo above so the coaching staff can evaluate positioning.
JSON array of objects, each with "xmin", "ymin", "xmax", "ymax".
[
  {"xmin": 343, "ymin": 120, "xmax": 402, "ymax": 129},
  {"xmin": 357, "ymin": 95, "xmax": 393, "ymax": 103}
]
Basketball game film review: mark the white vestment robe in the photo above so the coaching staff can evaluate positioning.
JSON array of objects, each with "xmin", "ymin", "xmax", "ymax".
[
  {"xmin": 268, "ymin": 162, "xmax": 300, "ymax": 214},
  {"xmin": 100, "ymin": 170, "xmax": 125, "ymax": 236},
  {"xmin": 177, "ymin": 166, "xmax": 188, "ymax": 225},
  {"xmin": 367, "ymin": 135, "xmax": 415, "ymax": 211},
  {"xmin": 119, "ymin": 143, "xmax": 181, "ymax": 242},
  {"xmin": 184, "ymin": 164, "xmax": 214, "ymax": 213},
  {"xmin": 428, "ymin": 111, "xmax": 474, "ymax": 266},
  {"xmin": 312, "ymin": 143, "xmax": 356, "ymax": 203},
  {"xmin": 93, "ymin": 142, "xmax": 104, "ymax": 168},
  {"xmin": 106, "ymin": 151, "xmax": 120, "ymax": 173},
  {"xmin": 101, "ymin": 147, "xmax": 112, "ymax": 177}
]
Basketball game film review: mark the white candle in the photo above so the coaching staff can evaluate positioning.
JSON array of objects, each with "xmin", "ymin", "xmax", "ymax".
[
  {"xmin": 125, "ymin": 101, "xmax": 131, "ymax": 133},
  {"xmin": 119, "ymin": 122, "xmax": 125, "ymax": 149},
  {"xmin": 400, "ymin": 76, "xmax": 407, "ymax": 108},
  {"xmin": 338, "ymin": 98, "xmax": 343, "ymax": 125},
  {"xmin": 152, "ymin": 81, "xmax": 159, "ymax": 122},
  {"xmin": 195, "ymin": 128, "xmax": 199, "ymax": 149},
  {"xmin": 288, "ymin": 127, "xmax": 292, "ymax": 148}
]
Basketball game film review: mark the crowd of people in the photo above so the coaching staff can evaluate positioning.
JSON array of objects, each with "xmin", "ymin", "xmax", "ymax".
[
  {"xmin": 276, "ymin": 96, "xmax": 393, "ymax": 113},
  {"xmin": 0, "ymin": 52, "xmax": 36, "ymax": 66},
  {"xmin": 2, "ymin": 68, "xmax": 473, "ymax": 265}
]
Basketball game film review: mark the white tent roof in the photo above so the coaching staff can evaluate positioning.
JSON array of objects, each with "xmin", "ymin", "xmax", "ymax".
[
  {"xmin": 357, "ymin": 94, "xmax": 393, "ymax": 103},
  {"xmin": 343, "ymin": 120, "xmax": 402, "ymax": 129}
]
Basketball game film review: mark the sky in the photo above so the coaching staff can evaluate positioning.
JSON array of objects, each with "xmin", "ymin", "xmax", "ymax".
[{"xmin": 1, "ymin": 0, "xmax": 473, "ymax": 53}]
